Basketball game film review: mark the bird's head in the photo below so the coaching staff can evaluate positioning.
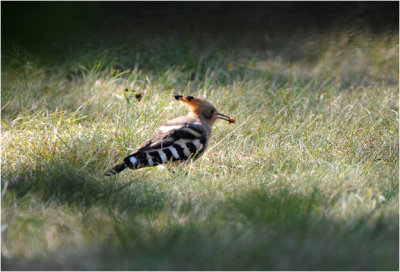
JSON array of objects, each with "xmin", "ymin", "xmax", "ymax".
[{"xmin": 174, "ymin": 95, "xmax": 235, "ymax": 126}]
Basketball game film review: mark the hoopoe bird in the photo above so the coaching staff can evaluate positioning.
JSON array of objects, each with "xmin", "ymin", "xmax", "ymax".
[{"xmin": 104, "ymin": 95, "xmax": 235, "ymax": 176}]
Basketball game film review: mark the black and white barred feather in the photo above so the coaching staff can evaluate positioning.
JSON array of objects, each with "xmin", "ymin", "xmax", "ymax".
[{"xmin": 104, "ymin": 117, "xmax": 208, "ymax": 175}]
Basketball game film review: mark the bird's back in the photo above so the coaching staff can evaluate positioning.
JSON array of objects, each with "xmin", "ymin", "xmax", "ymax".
[{"xmin": 104, "ymin": 116, "xmax": 209, "ymax": 175}]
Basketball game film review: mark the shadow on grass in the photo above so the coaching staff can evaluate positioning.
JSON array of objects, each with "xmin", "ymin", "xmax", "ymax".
[
  {"xmin": 2, "ymin": 164, "xmax": 398, "ymax": 270},
  {"xmin": 1, "ymin": 160, "xmax": 165, "ymax": 213},
  {"xmin": 223, "ymin": 189, "xmax": 399, "ymax": 270},
  {"xmin": 98, "ymin": 189, "xmax": 397, "ymax": 270}
]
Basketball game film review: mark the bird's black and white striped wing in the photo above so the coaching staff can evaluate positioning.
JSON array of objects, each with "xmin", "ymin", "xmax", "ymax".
[{"xmin": 123, "ymin": 117, "xmax": 209, "ymax": 169}]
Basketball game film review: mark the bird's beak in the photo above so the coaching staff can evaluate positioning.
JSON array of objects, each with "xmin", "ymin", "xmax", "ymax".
[
  {"xmin": 216, "ymin": 112, "xmax": 236, "ymax": 123},
  {"xmin": 216, "ymin": 112, "xmax": 230, "ymax": 121}
]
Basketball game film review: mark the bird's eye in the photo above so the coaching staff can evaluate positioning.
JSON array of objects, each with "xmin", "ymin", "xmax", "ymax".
[{"xmin": 211, "ymin": 109, "xmax": 215, "ymax": 114}]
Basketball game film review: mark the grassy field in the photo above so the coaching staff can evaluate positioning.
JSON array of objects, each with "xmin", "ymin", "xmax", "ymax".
[{"xmin": 1, "ymin": 27, "xmax": 399, "ymax": 270}]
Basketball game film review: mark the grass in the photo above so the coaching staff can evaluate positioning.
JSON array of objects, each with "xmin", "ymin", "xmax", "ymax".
[{"xmin": 1, "ymin": 28, "xmax": 399, "ymax": 270}]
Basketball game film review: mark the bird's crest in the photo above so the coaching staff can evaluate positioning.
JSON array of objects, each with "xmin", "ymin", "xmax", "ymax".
[
  {"xmin": 174, "ymin": 95, "xmax": 206, "ymax": 110},
  {"xmin": 175, "ymin": 95, "xmax": 235, "ymax": 123}
]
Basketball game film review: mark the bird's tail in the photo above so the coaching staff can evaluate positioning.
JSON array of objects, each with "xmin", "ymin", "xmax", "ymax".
[{"xmin": 104, "ymin": 161, "xmax": 127, "ymax": 176}]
